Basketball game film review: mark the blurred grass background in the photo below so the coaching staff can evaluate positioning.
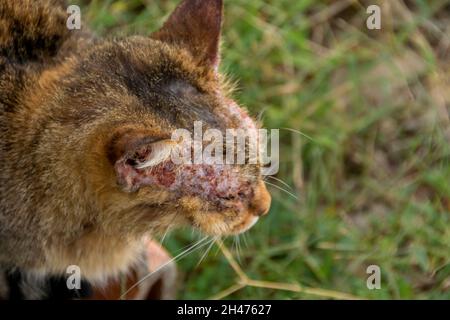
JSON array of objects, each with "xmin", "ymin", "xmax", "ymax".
[{"xmin": 74, "ymin": 0, "xmax": 450, "ymax": 299}]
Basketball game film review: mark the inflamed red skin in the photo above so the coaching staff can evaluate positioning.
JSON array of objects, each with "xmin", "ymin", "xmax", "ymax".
[{"xmin": 116, "ymin": 159, "xmax": 253, "ymax": 212}]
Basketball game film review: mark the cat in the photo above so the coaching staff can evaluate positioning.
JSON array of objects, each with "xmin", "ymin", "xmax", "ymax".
[{"xmin": 0, "ymin": 0, "xmax": 271, "ymax": 298}]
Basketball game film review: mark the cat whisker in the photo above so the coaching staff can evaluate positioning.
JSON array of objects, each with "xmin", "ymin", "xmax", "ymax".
[
  {"xmin": 160, "ymin": 226, "xmax": 171, "ymax": 245},
  {"xmin": 257, "ymin": 107, "xmax": 268, "ymax": 124},
  {"xmin": 119, "ymin": 236, "xmax": 210, "ymax": 299},
  {"xmin": 160, "ymin": 212, "xmax": 180, "ymax": 245},
  {"xmin": 281, "ymin": 127, "xmax": 314, "ymax": 142},
  {"xmin": 231, "ymin": 236, "xmax": 239, "ymax": 263},
  {"xmin": 264, "ymin": 180, "xmax": 299, "ymax": 200},
  {"xmin": 242, "ymin": 232, "xmax": 249, "ymax": 249},
  {"xmin": 195, "ymin": 236, "xmax": 217, "ymax": 267},
  {"xmin": 235, "ymin": 235, "xmax": 242, "ymax": 263},
  {"xmin": 266, "ymin": 175, "xmax": 293, "ymax": 191},
  {"xmin": 240, "ymin": 174, "xmax": 298, "ymax": 202}
]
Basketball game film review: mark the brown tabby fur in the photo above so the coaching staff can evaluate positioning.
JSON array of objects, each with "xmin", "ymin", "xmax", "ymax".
[{"xmin": 0, "ymin": 0, "xmax": 270, "ymax": 283}]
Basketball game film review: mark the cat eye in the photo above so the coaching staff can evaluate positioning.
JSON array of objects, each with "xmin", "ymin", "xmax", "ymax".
[
  {"xmin": 133, "ymin": 140, "xmax": 177, "ymax": 169},
  {"xmin": 166, "ymin": 80, "xmax": 201, "ymax": 96}
]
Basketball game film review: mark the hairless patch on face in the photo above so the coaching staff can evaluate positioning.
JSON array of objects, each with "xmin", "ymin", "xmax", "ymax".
[
  {"xmin": 221, "ymin": 98, "xmax": 258, "ymax": 132},
  {"xmin": 115, "ymin": 160, "xmax": 253, "ymax": 212}
]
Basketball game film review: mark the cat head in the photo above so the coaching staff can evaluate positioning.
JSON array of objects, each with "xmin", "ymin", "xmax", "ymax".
[{"xmin": 65, "ymin": 0, "xmax": 271, "ymax": 236}]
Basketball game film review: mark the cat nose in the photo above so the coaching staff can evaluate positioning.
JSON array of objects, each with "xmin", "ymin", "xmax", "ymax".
[{"xmin": 250, "ymin": 181, "xmax": 271, "ymax": 216}]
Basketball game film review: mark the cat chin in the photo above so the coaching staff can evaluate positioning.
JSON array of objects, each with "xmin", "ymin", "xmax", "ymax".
[
  {"xmin": 240, "ymin": 216, "xmax": 260, "ymax": 233},
  {"xmin": 191, "ymin": 211, "xmax": 260, "ymax": 236}
]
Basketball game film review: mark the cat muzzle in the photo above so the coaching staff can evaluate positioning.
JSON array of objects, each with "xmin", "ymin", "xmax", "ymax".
[{"xmin": 249, "ymin": 180, "xmax": 271, "ymax": 217}]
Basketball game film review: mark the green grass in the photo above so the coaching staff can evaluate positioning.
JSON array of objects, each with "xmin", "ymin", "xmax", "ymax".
[{"xmin": 75, "ymin": 0, "xmax": 450, "ymax": 299}]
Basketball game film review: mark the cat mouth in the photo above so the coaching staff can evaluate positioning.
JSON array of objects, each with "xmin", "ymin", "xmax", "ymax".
[
  {"xmin": 189, "ymin": 209, "xmax": 261, "ymax": 236},
  {"xmin": 182, "ymin": 179, "xmax": 271, "ymax": 236},
  {"xmin": 229, "ymin": 215, "xmax": 260, "ymax": 234}
]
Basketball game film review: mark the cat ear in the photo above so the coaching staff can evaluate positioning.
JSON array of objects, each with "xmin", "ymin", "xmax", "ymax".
[{"xmin": 151, "ymin": 0, "xmax": 223, "ymax": 69}]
